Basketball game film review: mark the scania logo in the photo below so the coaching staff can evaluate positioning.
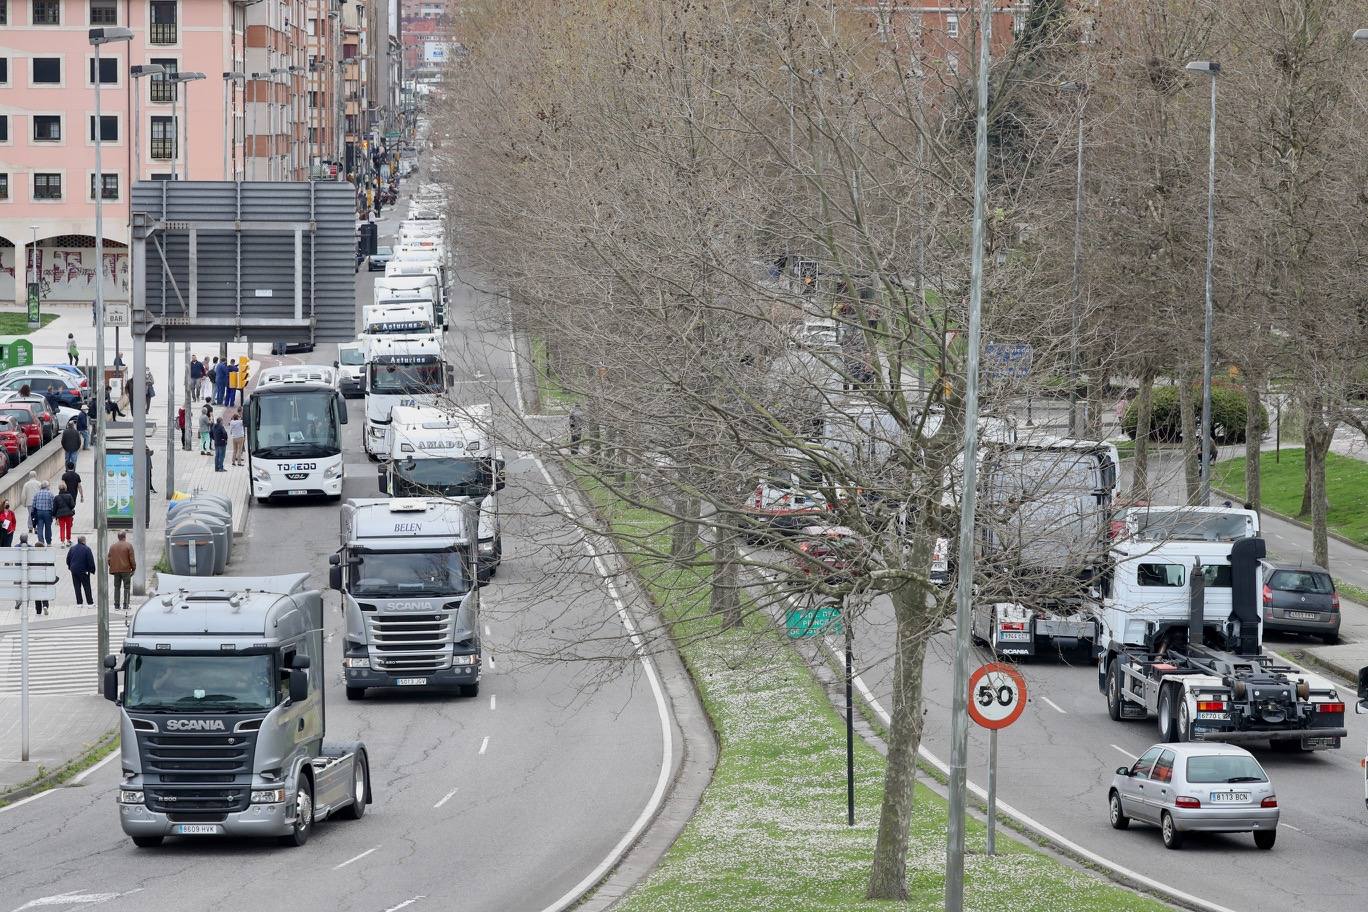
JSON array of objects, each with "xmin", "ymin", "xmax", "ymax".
[{"xmin": 165, "ymin": 719, "xmax": 226, "ymax": 732}]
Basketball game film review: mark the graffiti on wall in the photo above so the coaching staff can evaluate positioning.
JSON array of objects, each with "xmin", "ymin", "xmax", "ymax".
[{"xmin": 0, "ymin": 247, "xmax": 130, "ymax": 303}]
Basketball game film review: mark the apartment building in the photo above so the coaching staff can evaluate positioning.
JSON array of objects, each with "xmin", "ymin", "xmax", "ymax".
[
  {"xmin": 305, "ymin": 0, "xmax": 344, "ymax": 178},
  {"xmin": 861, "ymin": 2, "xmax": 1033, "ymax": 73}
]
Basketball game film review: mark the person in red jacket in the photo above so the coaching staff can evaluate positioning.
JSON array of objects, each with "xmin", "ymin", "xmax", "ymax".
[{"xmin": 0, "ymin": 499, "xmax": 15, "ymax": 547}]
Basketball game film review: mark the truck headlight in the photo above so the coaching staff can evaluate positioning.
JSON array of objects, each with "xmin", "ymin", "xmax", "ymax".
[
  {"xmin": 342, "ymin": 657, "xmax": 370, "ymax": 669},
  {"xmin": 478, "ymin": 540, "xmax": 495, "ymax": 554},
  {"xmin": 118, "ymin": 789, "xmax": 145, "ymax": 805},
  {"xmin": 251, "ymin": 788, "xmax": 287, "ymax": 804},
  {"xmin": 452, "ymin": 654, "xmax": 479, "ymax": 666},
  {"xmin": 252, "ymin": 465, "xmax": 270, "ymax": 481},
  {"xmin": 324, "ymin": 463, "xmax": 343, "ymax": 479}
]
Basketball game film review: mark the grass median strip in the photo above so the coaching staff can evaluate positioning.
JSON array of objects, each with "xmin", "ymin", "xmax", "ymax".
[
  {"xmin": 575, "ymin": 472, "xmax": 1167, "ymax": 912},
  {"xmin": 1214, "ymin": 449, "xmax": 1368, "ymax": 547}
]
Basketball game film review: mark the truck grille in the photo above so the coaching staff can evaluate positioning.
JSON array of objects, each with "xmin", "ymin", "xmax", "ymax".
[
  {"xmin": 365, "ymin": 613, "xmax": 453, "ymax": 674},
  {"xmin": 145, "ymin": 787, "xmax": 249, "ymax": 814},
  {"xmin": 138, "ymin": 731, "xmax": 257, "ymax": 780}
]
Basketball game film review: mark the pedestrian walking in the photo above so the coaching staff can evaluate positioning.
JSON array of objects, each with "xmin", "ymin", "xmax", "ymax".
[
  {"xmin": 568, "ymin": 404, "xmax": 583, "ymax": 454},
  {"xmin": 61, "ymin": 466, "xmax": 83, "ymax": 506},
  {"xmin": 199, "ymin": 356, "xmax": 214, "ymax": 401},
  {"xmin": 30, "ymin": 480, "xmax": 53, "ymax": 545},
  {"xmin": 229, "ymin": 410, "xmax": 246, "ymax": 465},
  {"xmin": 66, "ymin": 333, "xmax": 79, "ymax": 367},
  {"xmin": 211, "ymin": 417, "xmax": 229, "ymax": 472},
  {"xmin": 0, "ymin": 500, "xmax": 15, "ymax": 547},
  {"xmin": 145, "ymin": 373, "xmax": 155, "ymax": 412},
  {"xmin": 77, "ymin": 407, "xmax": 89, "ymax": 449},
  {"xmin": 61, "ymin": 419, "xmax": 81, "ymax": 470},
  {"xmin": 108, "ymin": 531, "xmax": 135, "ymax": 612},
  {"xmin": 53, "ymin": 482, "xmax": 75, "ymax": 546},
  {"xmin": 66, "ymin": 535, "xmax": 95, "ymax": 605},
  {"xmin": 199, "ymin": 400, "xmax": 213, "ymax": 454},
  {"xmin": 20, "ymin": 472, "xmax": 40, "ymax": 533},
  {"xmin": 189, "ymin": 355, "xmax": 204, "ymax": 394},
  {"xmin": 214, "ymin": 357, "xmax": 229, "ymax": 405},
  {"xmin": 32, "ymin": 540, "xmax": 51, "ymax": 615}
]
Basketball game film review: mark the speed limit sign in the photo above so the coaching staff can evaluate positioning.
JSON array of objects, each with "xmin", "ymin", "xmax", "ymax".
[{"xmin": 967, "ymin": 663, "xmax": 1027, "ymax": 730}]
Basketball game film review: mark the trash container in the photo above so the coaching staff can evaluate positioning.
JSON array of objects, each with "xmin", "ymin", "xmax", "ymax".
[
  {"xmin": 171, "ymin": 510, "xmax": 230, "ymax": 574},
  {"xmin": 166, "ymin": 518, "xmax": 218, "ymax": 576}
]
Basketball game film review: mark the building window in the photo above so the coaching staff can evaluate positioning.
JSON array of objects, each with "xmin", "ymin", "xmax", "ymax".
[
  {"xmin": 150, "ymin": 58, "xmax": 177, "ymax": 102},
  {"xmin": 150, "ymin": 116, "xmax": 176, "ymax": 159},
  {"xmin": 90, "ymin": 115, "xmax": 118, "ymax": 142},
  {"xmin": 33, "ymin": 115, "xmax": 62, "ymax": 142},
  {"xmin": 31, "ymin": 0, "xmax": 60, "ymax": 25},
  {"xmin": 149, "ymin": 173, "xmax": 174, "ymax": 181},
  {"xmin": 33, "ymin": 173, "xmax": 62, "ymax": 200},
  {"xmin": 0, "ymin": 116, "xmax": 7, "ymax": 142},
  {"xmin": 90, "ymin": 0, "xmax": 118, "ymax": 24},
  {"xmin": 32, "ymin": 58, "xmax": 62, "ymax": 85},
  {"xmin": 89, "ymin": 57, "xmax": 118, "ymax": 84},
  {"xmin": 343, "ymin": 44, "xmax": 358, "ymax": 60},
  {"xmin": 0, "ymin": 3, "xmax": 6, "ymax": 26},
  {"xmin": 946, "ymin": 15, "xmax": 959, "ymax": 39},
  {"xmin": 150, "ymin": 1, "xmax": 177, "ymax": 45},
  {"xmin": 90, "ymin": 173, "xmax": 119, "ymax": 200},
  {"xmin": 0, "ymin": 59, "xmax": 8, "ymax": 85},
  {"xmin": 0, "ymin": 174, "xmax": 8, "ymax": 200}
]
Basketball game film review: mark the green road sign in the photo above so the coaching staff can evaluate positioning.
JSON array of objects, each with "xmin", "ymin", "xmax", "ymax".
[
  {"xmin": 0, "ymin": 338, "xmax": 34, "ymax": 370},
  {"xmin": 786, "ymin": 604, "xmax": 844, "ymax": 639}
]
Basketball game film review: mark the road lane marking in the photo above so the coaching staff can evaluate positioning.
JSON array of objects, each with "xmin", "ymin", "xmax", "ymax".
[
  {"xmin": 434, "ymin": 788, "xmax": 459, "ymax": 809},
  {"xmin": 1040, "ymin": 696, "xmax": 1067, "ymax": 715},
  {"xmin": 11, "ymin": 890, "xmax": 143, "ymax": 910},
  {"xmin": 333, "ymin": 846, "xmax": 379, "ymax": 870},
  {"xmin": 484, "ymin": 624, "xmax": 491, "ymax": 637},
  {"xmin": 479, "ymin": 736, "xmax": 489, "ymax": 755},
  {"xmin": 1279, "ymin": 823, "xmax": 1302, "ymax": 832},
  {"xmin": 383, "ymin": 898, "xmax": 425, "ymax": 912},
  {"xmin": 488, "ymin": 656, "xmax": 495, "ymax": 670},
  {"xmin": 490, "ymin": 694, "xmax": 496, "ymax": 711},
  {"xmin": 1111, "ymin": 744, "xmax": 1137, "ymax": 760}
]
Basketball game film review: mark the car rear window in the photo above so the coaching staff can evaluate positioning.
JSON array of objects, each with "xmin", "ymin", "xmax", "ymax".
[
  {"xmin": 1269, "ymin": 570, "xmax": 1333, "ymax": 594},
  {"xmin": 0, "ymin": 409, "xmax": 32, "ymax": 421},
  {"xmin": 1184, "ymin": 754, "xmax": 1268, "ymax": 784}
]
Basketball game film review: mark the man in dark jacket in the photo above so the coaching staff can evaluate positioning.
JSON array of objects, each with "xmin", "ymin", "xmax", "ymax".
[
  {"xmin": 66, "ymin": 535, "xmax": 95, "ymax": 605},
  {"xmin": 61, "ymin": 419, "xmax": 81, "ymax": 470},
  {"xmin": 214, "ymin": 358, "xmax": 230, "ymax": 405},
  {"xmin": 61, "ymin": 466, "xmax": 82, "ymax": 506},
  {"xmin": 212, "ymin": 418, "xmax": 229, "ymax": 471}
]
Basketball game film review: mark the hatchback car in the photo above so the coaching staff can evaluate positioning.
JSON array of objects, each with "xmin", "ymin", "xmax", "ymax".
[
  {"xmin": 0, "ymin": 391, "xmax": 59, "ymax": 441},
  {"xmin": 1109, "ymin": 743, "xmax": 1278, "ymax": 850},
  {"xmin": 368, "ymin": 246, "xmax": 395, "ymax": 271},
  {"xmin": 0, "ymin": 416, "xmax": 27, "ymax": 466},
  {"xmin": 0, "ymin": 367, "xmax": 85, "ymax": 409},
  {"xmin": 1261, "ymin": 561, "xmax": 1340, "ymax": 643},
  {"xmin": 0, "ymin": 404, "xmax": 44, "ymax": 450}
]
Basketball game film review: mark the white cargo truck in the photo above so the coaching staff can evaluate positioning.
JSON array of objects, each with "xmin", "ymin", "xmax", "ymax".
[{"xmin": 363, "ymin": 335, "xmax": 449, "ymax": 458}]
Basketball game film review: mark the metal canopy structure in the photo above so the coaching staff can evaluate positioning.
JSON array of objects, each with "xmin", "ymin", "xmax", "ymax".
[{"xmin": 130, "ymin": 180, "xmax": 357, "ymax": 343}]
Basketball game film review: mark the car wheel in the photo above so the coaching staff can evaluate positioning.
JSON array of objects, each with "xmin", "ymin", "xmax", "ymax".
[
  {"xmin": 1108, "ymin": 791, "xmax": 1130, "ymax": 830},
  {"xmin": 278, "ymin": 777, "xmax": 313, "ymax": 847},
  {"xmin": 1161, "ymin": 812, "xmax": 1183, "ymax": 849},
  {"xmin": 336, "ymin": 751, "xmax": 369, "ymax": 820},
  {"xmin": 1157, "ymin": 686, "xmax": 1177, "ymax": 741},
  {"xmin": 1254, "ymin": 829, "xmax": 1276, "ymax": 850},
  {"xmin": 1106, "ymin": 659, "xmax": 1123, "ymax": 722}
]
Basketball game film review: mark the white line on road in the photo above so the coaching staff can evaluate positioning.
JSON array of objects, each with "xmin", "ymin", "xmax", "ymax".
[
  {"xmin": 382, "ymin": 897, "xmax": 425, "ymax": 912},
  {"xmin": 1279, "ymin": 822, "xmax": 1302, "ymax": 832},
  {"xmin": 483, "ymin": 624, "xmax": 490, "ymax": 637},
  {"xmin": 489, "ymin": 694, "xmax": 496, "ymax": 711},
  {"xmin": 479, "ymin": 736, "xmax": 489, "ymax": 755},
  {"xmin": 1111, "ymin": 744, "xmax": 1138, "ymax": 760},
  {"xmin": 333, "ymin": 846, "xmax": 380, "ymax": 870},
  {"xmin": 10, "ymin": 889, "xmax": 143, "ymax": 910},
  {"xmin": 434, "ymin": 788, "xmax": 459, "ymax": 809},
  {"xmin": 1040, "ymin": 696, "xmax": 1068, "ymax": 715}
]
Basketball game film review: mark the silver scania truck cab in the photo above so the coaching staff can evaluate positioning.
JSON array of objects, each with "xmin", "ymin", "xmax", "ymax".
[
  {"xmin": 332, "ymin": 497, "xmax": 482, "ymax": 700},
  {"xmin": 104, "ymin": 573, "xmax": 371, "ymax": 848}
]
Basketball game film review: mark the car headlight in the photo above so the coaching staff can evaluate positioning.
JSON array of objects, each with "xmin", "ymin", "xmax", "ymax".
[
  {"xmin": 342, "ymin": 657, "xmax": 370, "ymax": 669},
  {"xmin": 118, "ymin": 789, "xmax": 145, "ymax": 805},
  {"xmin": 251, "ymin": 788, "xmax": 287, "ymax": 804},
  {"xmin": 452, "ymin": 654, "xmax": 480, "ymax": 666},
  {"xmin": 252, "ymin": 465, "xmax": 271, "ymax": 481},
  {"xmin": 324, "ymin": 463, "xmax": 343, "ymax": 479}
]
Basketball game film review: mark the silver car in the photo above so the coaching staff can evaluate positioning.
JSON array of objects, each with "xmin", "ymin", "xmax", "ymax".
[{"xmin": 1109, "ymin": 742, "xmax": 1279, "ymax": 850}]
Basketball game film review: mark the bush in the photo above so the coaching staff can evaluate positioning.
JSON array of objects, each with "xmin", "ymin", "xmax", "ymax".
[{"xmin": 1122, "ymin": 384, "xmax": 1267, "ymax": 444}]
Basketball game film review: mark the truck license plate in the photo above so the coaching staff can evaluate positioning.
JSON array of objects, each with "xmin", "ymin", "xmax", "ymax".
[
  {"xmin": 1207, "ymin": 791, "xmax": 1249, "ymax": 804},
  {"xmin": 998, "ymin": 631, "xmax": 1030, "ymax": 641},
  {"xmin": 1303, "ymin": 736, "xmax": 1338, "ymax": 749},
  {"xmin": 395, "ymin": 677, "xmax": 428, "ymax": 686},
  {"xmin": 173, "ymin": 824, "xmax": 223, "ymax": 835},
  {"xmin": 1287, "ymin": 611, "xmax": 1320, "ymax": 620}
]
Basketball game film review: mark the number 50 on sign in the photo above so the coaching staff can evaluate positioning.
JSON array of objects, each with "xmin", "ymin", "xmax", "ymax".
[{"xmin": 967, "ymin": 662, "xmax": 1027, "ymax": 730}]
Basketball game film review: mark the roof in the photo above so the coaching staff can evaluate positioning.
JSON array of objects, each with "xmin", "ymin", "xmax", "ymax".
[
  {"xmin": 1143, "ymin": 742, "xmax": 1255, "ymax": 757},
  {"xmin": 134, "ymin": 573, "xmax": 312, "ymax": 636},
  {"xmin": 1262, "ymin": 560, "xmax": 1330, "ymax": 573},
  {"xmin": 256, "ymin": 364, "xmax": 339, "ymax": 391}
]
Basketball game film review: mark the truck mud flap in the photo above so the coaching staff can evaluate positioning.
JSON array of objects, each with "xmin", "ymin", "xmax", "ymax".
[{"xmin": 1119, "ymin": 701, "xmax": 1147, "ymax": 720}]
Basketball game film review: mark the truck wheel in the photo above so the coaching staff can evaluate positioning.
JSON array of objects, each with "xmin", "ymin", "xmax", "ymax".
[
  {"xmin": 1108, "ymin": 791, "xmax": 1129, "ymax": 830},
  {"xmin": 1160, "ymin": 812, "xmax": 1183, "ymax": 850},
  {"xmin": 1157, "ymin": 686, "xmax": 1177, "ymax": 742},
  {"xmin": 131, "ymin": 835, "xmax": 163, "ymax": 848},
  {"xmin": 346, "ymin": 687, "xmax": 366, "ymax": 701},
  {"xmin": 1106, "ymin": 659, "xmax": 1124, "ymax": 722},
  {"xmin": 458, "ymin": 682, "xmax": 480, "ymax": 698},
  {"xmin": 278, "ymin": 777, "xmax": 313, "ymax": 847},
  {"xmin": 337, "ymin": 752, "xmax": 369, "ymax": 821},
  {"xmin": 1254, "ymin": 829, "xmax": 1276, "ymax": 850},
  {"xmin": 1177, "ymin": 700, "xmax": 1192, "ymax": 743}
]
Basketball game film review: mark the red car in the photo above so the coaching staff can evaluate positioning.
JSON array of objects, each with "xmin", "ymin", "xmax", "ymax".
[
  {"xmin": 0, "ymin": 404, "xmax": 43, "ymax": 451},
  {"xmin": 0, "ymin": 416, "xmax": 25, "ymax": 469}
]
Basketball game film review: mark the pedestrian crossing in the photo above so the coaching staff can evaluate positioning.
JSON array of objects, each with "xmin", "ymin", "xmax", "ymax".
[{"xmin": 0, "ymin": 623, "xmax": 113, "ymax": 696}]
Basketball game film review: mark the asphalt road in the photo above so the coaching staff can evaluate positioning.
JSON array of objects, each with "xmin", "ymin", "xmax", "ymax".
[{"xmin": 0, "ymin": 200, "xmax": 670, "ymax": 912}]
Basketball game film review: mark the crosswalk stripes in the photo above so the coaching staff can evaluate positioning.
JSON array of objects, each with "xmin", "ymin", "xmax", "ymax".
[{"xmin": 0, "ymin": 624, "xmax": 110, "ymax": 696}]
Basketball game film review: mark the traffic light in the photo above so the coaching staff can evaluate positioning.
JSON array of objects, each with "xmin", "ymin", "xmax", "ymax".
[{"xmin": 235, "ymin": 360, "xmax": 251, "ymax": 393}]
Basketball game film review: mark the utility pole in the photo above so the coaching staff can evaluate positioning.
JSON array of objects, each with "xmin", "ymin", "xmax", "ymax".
[
  {"xmin": 1186, "ymin": 61, "xmax": 1220, "ymax": 505},
  {"xmin": 1062, "ymin": 82, "xmax": 1087, "ymax": 437}
]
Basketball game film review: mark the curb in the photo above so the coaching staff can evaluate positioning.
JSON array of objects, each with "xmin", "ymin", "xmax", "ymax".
[{"xmin": 0, "ymin": 729, "xmax": 118, "ymax": 807}]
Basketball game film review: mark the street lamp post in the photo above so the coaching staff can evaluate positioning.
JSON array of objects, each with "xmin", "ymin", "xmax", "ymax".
[
  {"xmin": 89, "ymin": 26, "xmax": 135, "ymax": 680},
  {"xmin": 128, "ymin": 65, "xmax": 164, "ymax": 368},
  {"xmin": 222, "ymin": 72, "xmax": 245, "ymax": 180},
  {"xmin": 289, "ymin": 65, "xmax": 305, "ymax": 179},
  {"xmin": 165, "ymin": 73, "xmax": 205, "ymax": 492},
  {"xmin": 1060, "ymin": 82, "xmax": 1087, "ymax": 438},
  {"xmin": 250, "ymin": 73, "xmax": 267, "ymax": 180},
  {"xmin": 1186, "ymin": 60, "xmax": 1220, "ymax": 506}
]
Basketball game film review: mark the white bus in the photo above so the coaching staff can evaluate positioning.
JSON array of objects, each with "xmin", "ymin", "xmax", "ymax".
[{"xmin": 246, "ymin": 364, "xmax": 348, "ymax": 502}]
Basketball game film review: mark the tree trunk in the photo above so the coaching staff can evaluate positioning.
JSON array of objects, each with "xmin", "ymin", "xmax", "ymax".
[
  {"xmin": 709, "ymin": 521, "xmax": 742, "ymax": 628},
  {"xmin": 1243, "ymin": 379, "xmax": 1262, "ymax": 513},
  {"xmin": 671, "ymin": 495, "xmax": 699, "ymax": 561},
  {"xmin": 1178, "ymin": 373, "xmax": 1197, "ymax": 502},
  {"xmin": 1131, "ymin": 370, "xmax": 1155, "ymax": 500},
  {"xmin": 1085, "ymin": 361, "xmax": 1104, "ymax": 439},
  {"xmin": 1299, "ymin": 418, "xmax": 1315, "ymax": 518},
  {"xmin": 1305, "ymin": 417, "xmax": 1333, "ymax": 569},
  {"xmin": 867, "ymin": 581, "xmax": 932, "ymax": 901}
]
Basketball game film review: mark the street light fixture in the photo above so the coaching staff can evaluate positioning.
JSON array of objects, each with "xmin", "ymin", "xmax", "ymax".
[
  {"xmin": 1186, "ymin": 60, "xmax": 1220, "ymax": 506},
  {"xmin": 89, "ymin": 25, "xmax": 134, "ymax": 683}
]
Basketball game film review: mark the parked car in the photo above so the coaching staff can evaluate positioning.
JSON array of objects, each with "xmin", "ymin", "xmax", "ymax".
[
  {"xmin": 1261, "ymin": 560, "xmax": 1340, "ymax": 644},
  {"xmin": 368, "ymin": 246, "xmax": 395, "ymax": 272},
  {"xmin": 0, "ymin": 403, "xmax": 45, "ymax": 450},
  {"xmin": 0, "ymin": 391, "xmax": 57, "ymax": 442},
  {"xmin": 271, "ymin": 340, "xmax": 316, "ymax": 355},
  {"xmin": 45, "ymin": 364, "xmax": 90, "ymax": 401},
  {"xmin": 794, "ymin": 524, "xmax": 861, "ymax": 583},
  {"xmin": 1109, "ymin": 743, "xmax": 1278, "ymax": 850},
  {"xmin": 0, "ymin": 366, "xmax": 85, "ymax": 409},
  {"xmin": 0, "ymin": 416, "xmax": 28, "ymax": 466},
  {"xmin": 336, "ymin": 344, "xmax": 366, "ymax": 398}
]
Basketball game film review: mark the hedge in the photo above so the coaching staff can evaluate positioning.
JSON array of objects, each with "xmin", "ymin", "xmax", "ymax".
[{"xmin": 1122, "ymin": 384, "xmax": 1267, "ymax": 444}]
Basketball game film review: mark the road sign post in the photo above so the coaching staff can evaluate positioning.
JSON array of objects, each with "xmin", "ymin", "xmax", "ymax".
[
  {"xmin": 0, "ymin": 544, "xmax": 60, "ymax": 761},
  {"xmin": 967, "ymin": 662, "xmax": 1027, "ymax": 857}
]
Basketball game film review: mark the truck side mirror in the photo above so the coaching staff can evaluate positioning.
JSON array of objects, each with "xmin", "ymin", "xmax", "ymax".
[
  {"xmin": 1358, "ymin": 666, "xmax": 1368, "ymax": 705},
  {"xmin": 290, "ymin": 654, "xmax": 311, "ymax": 669},
  {"xmin": 494, "ymin": 457, "xmax": 506, "ymax": 492},
  {"xmin": 288, "ymin": 668, "xmax": 309, "ymax": 703},
  {"xmin": 336, "ymin": 393, "xmax": 348, "ymax": 425},
  {"xmin": 328, "ymin": 552, "xmax": 343, "ymax": 591},
  {"xmin": 102, "ymin": 654, "xmax": 119, "ymax": 702},
  {"xmin": 377, "ymin": 464, "xmax": 389, "ymax": 495}
]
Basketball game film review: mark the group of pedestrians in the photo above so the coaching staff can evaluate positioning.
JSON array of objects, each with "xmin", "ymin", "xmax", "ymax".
[
  {"xmin": 197, "ymin": 400, "xmax": 245, "ymax": 471},
  {"xmin": 189, "ymin": 355, "xmax": 247, "ymax": 407}
]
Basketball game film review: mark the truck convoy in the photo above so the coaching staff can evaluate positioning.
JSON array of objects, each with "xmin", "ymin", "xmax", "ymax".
[
  {"xmin": 332, "ymin": 497, "xmax": 485, "ymax": 699},
  {"xmin": 245, "ymin": 365, "xmax": 348, "ymax": 502},
  {"xmin": 103, "ymin": 574, "xmax": 371, "ymax": 847}
]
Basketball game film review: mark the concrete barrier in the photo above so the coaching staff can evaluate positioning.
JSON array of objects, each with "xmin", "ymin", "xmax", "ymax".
[{"xmin": 0, "ymin": 434, "xmax": 72, "ymax": 509}]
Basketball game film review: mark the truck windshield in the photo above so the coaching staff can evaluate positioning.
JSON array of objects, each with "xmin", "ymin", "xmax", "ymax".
[
  {"xmin": 123, "ymin": 653, "xmax": 276, "ymax": 712},
  {"xmin": 370, "ymin": 361, "xmax": 444, "ymax": 395},
  {"xmin": 351, "ymin": 549, "xmax": 467, "ymax": 597},
  {"xmin": 392, "ymin": 457, "xmax": 488, "ymax": 497},
  {"xmin": 340, "ymin": 348, "xmax": 366, "ymax": 366},
  {"xmin": 249, "ymin": 390, "xmax": 341, "ymax": 458}
]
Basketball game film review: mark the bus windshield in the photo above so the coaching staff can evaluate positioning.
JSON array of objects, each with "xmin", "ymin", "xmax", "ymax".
[
  {"xmin": 392, "ymin": 457, "xmax": 490, "ymax": 497},
  {"xmin": 248, "ymin": 390, "xmax": 341, "ymax": 458},
  {"xmin": 370, "ymin": 361, "xmax": 444, "ymax": 395}
]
